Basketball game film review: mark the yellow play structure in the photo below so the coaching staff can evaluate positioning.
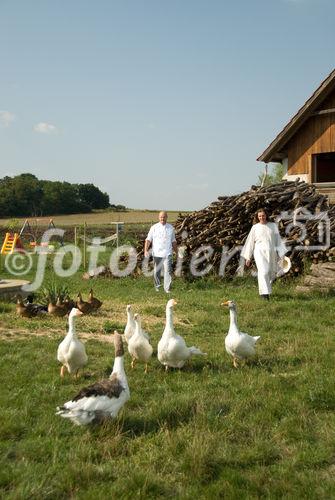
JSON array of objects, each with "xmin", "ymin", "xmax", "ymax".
[
  {"xmin": 1, "ymin": 233, "xmax": 24, "ymax": 254},
  {"xmin": 1, "ymin": 218, "xmax": 62, "ymax": 255}
]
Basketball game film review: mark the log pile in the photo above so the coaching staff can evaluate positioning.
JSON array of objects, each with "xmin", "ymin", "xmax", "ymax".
[
  {"xmin": 296, "ymin": 262, "xmax": 335, "ymax": 293},
  {"xmin": 137, "ymin": 180, "xmax": 335, "ymax": 279}
]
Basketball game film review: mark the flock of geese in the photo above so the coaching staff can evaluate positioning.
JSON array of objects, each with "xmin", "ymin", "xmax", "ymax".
[{"xmin": 52, "ymin": 297, "xmax": 261, "ymax": 426}]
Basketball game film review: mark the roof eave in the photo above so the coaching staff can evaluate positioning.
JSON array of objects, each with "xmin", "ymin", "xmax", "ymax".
[{"xmin": 257, "ymin": 69, "xmax": 335, "ymax": 163}]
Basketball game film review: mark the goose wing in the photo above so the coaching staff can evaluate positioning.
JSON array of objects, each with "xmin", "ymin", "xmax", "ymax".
[{"xmin": 72, "ymin": 374, "xmax": 125, "ymax": 401}]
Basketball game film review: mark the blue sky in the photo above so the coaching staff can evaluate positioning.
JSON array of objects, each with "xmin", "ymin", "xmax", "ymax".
[{"xmin": 0, "ymin": 0, "xmax": 334, "ymax": 210}]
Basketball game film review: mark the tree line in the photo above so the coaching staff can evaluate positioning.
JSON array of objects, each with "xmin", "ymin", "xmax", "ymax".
[{"xmin": 0, "ymin": 173, "xmax": 114, "ymax": 216}]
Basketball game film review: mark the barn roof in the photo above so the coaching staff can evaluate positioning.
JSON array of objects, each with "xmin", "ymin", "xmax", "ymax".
[{"xmin": 257, "ymin": 68, "xmax": 335, "ymax": 163}]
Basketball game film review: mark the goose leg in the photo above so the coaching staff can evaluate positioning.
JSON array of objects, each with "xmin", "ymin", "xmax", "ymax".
[
  {"xmin": 131, "ymin": 358, "xmax": 136, "ymax": 369},
  {"xmin": 233, "ymin": 357, "xmax": 239, "ymax": 368},
  {"xmin": 60, "ymin": 365, "xmax": 66, "ymax": 377},
  {"xmin": 165, "ymin": 365, "xmax": 169, "ymax": 372},
  {"xmin": 144, "ymin": 363, "xmax": 148, "ymax": 374}
]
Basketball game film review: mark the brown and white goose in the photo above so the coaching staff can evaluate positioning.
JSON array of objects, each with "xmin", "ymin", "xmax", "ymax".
[{"xmin": 56, "ymin": 331, "xmax": 130, "ymax": 425}]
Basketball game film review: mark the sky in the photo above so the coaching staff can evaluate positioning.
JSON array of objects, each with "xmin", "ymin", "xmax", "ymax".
[{"xmin": 0, "ymin": 0, "xmax": 334, "ymax": 211}]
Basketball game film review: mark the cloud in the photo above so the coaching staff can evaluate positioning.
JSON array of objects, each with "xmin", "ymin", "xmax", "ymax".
[
  {"xmin": 0, "ymin": 110, "xmax": 16, "ymax": 127},
  {"xmin": 33, "ymin": 122, "xmax": 58, "ymax": 134}
]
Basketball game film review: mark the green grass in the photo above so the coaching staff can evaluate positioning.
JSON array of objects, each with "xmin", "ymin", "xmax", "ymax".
[{"xmin": 1, "ymin": 272, "xmax": 335, "ymax": 498}]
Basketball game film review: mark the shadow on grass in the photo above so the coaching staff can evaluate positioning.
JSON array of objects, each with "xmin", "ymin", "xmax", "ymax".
[
  {"xmin": 274, "ymin": 288, "xmax": 335, "ymax": 302},
  {"xmin": 160, "ymin": 362, "xmax": 207, "ymax": 374},
  {"xmin": 307, "ymin": 388, "xmax": 335, "ymax": 411},
  {"xmin": 120, "ymin": 397, "xmax": 207, "ymax": 437},
  {"xmin": 248, "ymin": 356, "xmax": 303, "ymax": 372}
]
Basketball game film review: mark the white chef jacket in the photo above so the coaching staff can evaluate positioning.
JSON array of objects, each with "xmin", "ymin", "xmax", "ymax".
[{"xmin": 146, "ymin": 222, "xmax": 176, "ymax": 258}]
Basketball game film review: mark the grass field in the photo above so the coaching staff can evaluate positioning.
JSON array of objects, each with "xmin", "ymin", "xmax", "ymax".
[
  {"xmin": 0, "ymin": 261, "xmax": 335, "ymax": 498},
  {"xmin": 0, "ymin": 209, "xmax": 188, "ymax": 228}
]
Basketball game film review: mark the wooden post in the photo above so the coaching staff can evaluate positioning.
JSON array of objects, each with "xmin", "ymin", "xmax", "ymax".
[
  {"xmin": 74, "ymin": 226, "xmax": 78, "ymax": 267},
  {"xmin": 83, "ymin": 222, "xmax": 87, "ymax": 270}
]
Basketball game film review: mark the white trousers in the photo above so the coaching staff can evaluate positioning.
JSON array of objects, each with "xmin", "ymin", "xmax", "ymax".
[{"xmin": 153, "ymin": 255, "xmax": 172, "ymax": 292}]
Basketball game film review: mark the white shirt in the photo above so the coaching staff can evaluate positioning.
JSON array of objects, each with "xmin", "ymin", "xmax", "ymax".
[{"xmin": 146, "ymin": 222, "xmax": 176, "ymax": 258}]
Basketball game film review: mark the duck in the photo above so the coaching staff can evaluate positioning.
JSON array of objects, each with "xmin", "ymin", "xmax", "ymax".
[
  {"xmin": 88, "ymin": 289, "xmax": 103, "ymax": 311},
  {"xmin": 128, "ymin": 313, "xmax": 153, "ymax": 373},
  {"xmin": 56, "ymin": 331, "xmax": 130, "ymax": 425},
  {"xmin": 63, "ymin": 295, "xmax": 76, "ymax": 313},
  {"xmin": 222, "ymin": 300, "xmax": 260, "ymax": 368},
  {"xmin": 57, "ymin": 307, "xmax": 88, "ymax": 377},
  {"xmin": 124, "ymin": 304, "xmax": 136, "ymax": 344},
  {"xmin": 76, "ymin": 292, "xmax": 93, "ymax": 314},
  {"xmin": 16, "ymin": 295, "xmax": 39, "ymax": 318},
  {"xmin": 48, "ymin": 296, "xmax": 68, "ymax": 317},
  {"xmin": 25, "ymin": 294, "xmax": 48, "ymax": 314},
  {"xmin": 157, "ymin": 298, "xmax": 207, "ymax": 370}
]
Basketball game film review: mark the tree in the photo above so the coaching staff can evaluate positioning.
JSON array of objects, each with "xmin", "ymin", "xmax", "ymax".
[
  {"xmin": 40, "ymin": 181, "xmax": 90, "ymax": 215},
  {"xmin": 0, "ymin": 174, "xmax": 43, "ymax": 216},
  {"xmin": 0, "ymin": 174, "xmax": 111, "ymax": 216},
  {"xmin": 76, "ymin": 183, "xmax": 110, "ymax": 210},
  {"xmin": 258, "ymin": 163, "xmax": 285, "ymax": 187}
]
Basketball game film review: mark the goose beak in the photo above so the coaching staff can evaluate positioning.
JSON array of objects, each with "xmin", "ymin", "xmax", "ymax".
[{"xmin": 221, "ymin": 300, "xmax": 229, "ymax": 306}]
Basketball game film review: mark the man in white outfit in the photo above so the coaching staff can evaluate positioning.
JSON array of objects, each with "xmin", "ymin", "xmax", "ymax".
[{"xmin": 144, "ymin": 211, "xmax": 178, "ymax": 293}]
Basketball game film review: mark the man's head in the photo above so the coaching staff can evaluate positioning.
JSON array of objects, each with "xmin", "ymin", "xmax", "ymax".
[{"xmin": 158, "ymin": 211, "xmax": 168, "ymax": 225}]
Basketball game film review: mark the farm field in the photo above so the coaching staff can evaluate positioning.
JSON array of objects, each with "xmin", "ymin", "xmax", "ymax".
[
  {"xmin": 0, "ymin": 264, "xmax": 334, "ymax": 498},
  {"xmin": 0, "ymin": 209, "xmax": 188, "ymax": 228}
]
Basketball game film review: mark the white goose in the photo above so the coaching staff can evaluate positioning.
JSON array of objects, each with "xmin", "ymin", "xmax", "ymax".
[
  {"xmin": 222, "ymin": 300, "xmax": 260, "ymax": 367},
  {"xmin": 128, "ymin": 313, "xmax": 153, "ymax": 373},
  {"xmin": 57, "ymin": 308, "xmax": 87, "ymax": 378},
  {"xmin": 56, "ymin": 331, "xmax": 130, "ymax": 426},
  {"xmin": 157, "ymin": 299, "xmax": 207, "ymax": 370},
  {"xmin": 124, "ymin": 304, "xmax": 136, "ymax": 344}
]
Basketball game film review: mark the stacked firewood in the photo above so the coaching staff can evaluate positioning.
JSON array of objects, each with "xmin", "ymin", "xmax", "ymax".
[
  {"xmin": 137, "ymin": 180, "xmax": 335, "ymax": 278},
  {"xmin": 296, "ymin": 262, "xmax": 335, "ymax": 292}
]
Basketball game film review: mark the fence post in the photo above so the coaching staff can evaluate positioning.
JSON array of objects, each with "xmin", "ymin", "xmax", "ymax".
[
  {"xmin": 83, "ymin": 222, "xmax": 87, "ymax": 271},
  {"xmin": 74, "ymin": 226, "xmax": 78, "ymax": 268}
]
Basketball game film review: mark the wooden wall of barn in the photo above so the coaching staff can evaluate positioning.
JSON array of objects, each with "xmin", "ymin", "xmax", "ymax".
[{"xmin": 287, "ymin": 88, "xmax": 335, "ymax": 179}]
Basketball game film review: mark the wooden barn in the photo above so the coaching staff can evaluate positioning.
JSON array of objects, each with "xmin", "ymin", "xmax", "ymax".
[{"xmin": 258, "ymin": 68, "xmax": 335, "ymax": 203}]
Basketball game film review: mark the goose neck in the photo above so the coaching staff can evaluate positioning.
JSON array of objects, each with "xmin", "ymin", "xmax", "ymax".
[
  {"xmin": 112, "ymin": 356, "xmax": 127, "ymax": 387},
  {"xmin": 229, "ymin": 308, "xmax": 238, "ymax": 329},
  {"xmin": 134, "ymin": 319, "xmax": 141, "ymax": 336},
  {"xmin": 164, "ymin": 306, "xmax": 175, "ymax": 335},
  {"xmin": 68, "ymin": 315, "xmax": 77, "ymax": 336}
]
